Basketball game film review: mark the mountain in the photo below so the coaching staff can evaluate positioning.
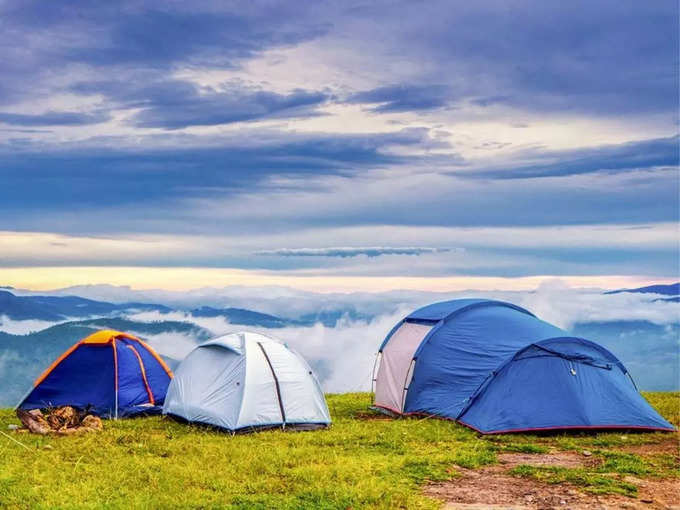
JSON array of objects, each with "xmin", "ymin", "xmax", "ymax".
[
  {"xmin": 605, "ymin": 282, "xmax": 680, "ymax": 296},
  {"xmin": 190, "ymin": 306, "xmax": 296, "ymax": 328},
  {"xmin": 0, "ymin": 290, "xmax": 171, "ymax": 321},
  {"xmin": 298, "ymin": 309, "xmax": 375, "ymax": 327}
]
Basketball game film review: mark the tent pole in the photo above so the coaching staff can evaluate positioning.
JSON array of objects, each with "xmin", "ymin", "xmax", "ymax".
[
  {"xmin": 113, "ymin": 339, "xmax": 119, "ymax": 420},
  {"xmin": 370, "ymin": 352, "xmax": 381, "ymax": 401},
  {"xmin": 400, "ymin": 359, "xmax": 416, "ymax": 413}
]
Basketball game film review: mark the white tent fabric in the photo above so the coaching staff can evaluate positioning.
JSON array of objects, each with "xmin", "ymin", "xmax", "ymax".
[
  {"xmin": 374, "ymin": 322, "xmax": 433, "ymax": 413},
  {"xmin": 163, "ymin": 332, "xmax": 331, "ymax": 431}
]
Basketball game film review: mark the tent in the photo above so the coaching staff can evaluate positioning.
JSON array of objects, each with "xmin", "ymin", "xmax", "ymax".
[
  {"xmin": 18, "ymin": 329, "xmax": 173, "ymax": 418},
  {"xmin": 163, "ymin": 332, "xmax": 331, "ymax": 432},
  {"xmin": 373, "ymin": 299, "xmax": 674, "ymax": 434}
]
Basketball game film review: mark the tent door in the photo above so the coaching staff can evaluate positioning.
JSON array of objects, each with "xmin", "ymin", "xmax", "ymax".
[
  {"xmin": 374, "ymin": 322, "xmax": 434, "ymax": 413},
  {"xmin": 257, "ymin": 342, "xmax": 286, "ymax": 427}
]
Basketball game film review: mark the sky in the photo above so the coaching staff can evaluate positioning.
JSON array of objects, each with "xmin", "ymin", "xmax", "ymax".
[{"xmin": 0, "ymin": 0, "xmax": 678, "ymax": 292}]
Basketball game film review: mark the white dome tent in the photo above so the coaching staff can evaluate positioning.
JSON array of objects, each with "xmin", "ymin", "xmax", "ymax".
[{"xmin": 163, "ymin": 332, "xmax": 331, "ymax": 432}]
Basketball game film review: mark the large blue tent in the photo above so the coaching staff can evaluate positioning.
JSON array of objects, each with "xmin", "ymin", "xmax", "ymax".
[{"xmin": 373, "ymin": 299, "xmax": 674, "ymax": 433}]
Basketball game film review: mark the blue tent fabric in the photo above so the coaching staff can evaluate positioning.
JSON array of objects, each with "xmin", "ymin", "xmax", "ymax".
[
  {"xmin": 19, "ymin": 344, "xmax": 117, "ymax": 416},
  {"xmin": 18, "ymin": 330, "xmax": 172, "ymax": 418},
  {"xmin": 376, "ymin": 299, "xmax": 674, "ymax": 433}
]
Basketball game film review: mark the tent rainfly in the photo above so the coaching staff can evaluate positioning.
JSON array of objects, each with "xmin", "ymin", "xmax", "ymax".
[
  {"xmin": 18, "ymin": 329, "xmax": 173, "ymax": 418},
  {"xmin": 373, "ymin": 299, "xmax": 675, "ymax": 434},
  {"xmin": 163, "ymin": 332, "xmax": 331, "ymax": 432}
]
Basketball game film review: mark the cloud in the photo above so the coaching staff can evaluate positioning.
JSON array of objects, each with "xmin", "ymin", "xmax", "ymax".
[
  {"xmin": 255, "ymin": 246, "xmax": 456, "ymax": 258},
  {"xmin": 3, "ymin": 285, "xmax": 677, "ymax": 391},
  {"xmin": 347, "ymin": 84, "xmax": 453, "ymax": 112},
  {"xmin": 0, "ymin": 128, "xmax": 434, "ymax": 214},
  {"xmin": 14, "ymin": 281, "xmax": 680, "ymax": 327},
  {"xmin": 71, "ymin": 79, "xmax": 329, "ymax": 129},
  {"xmin": 125, "ymin": 308, "xmax": 407, "ymax": 393},
  {"xmin": 0, "ymin": 110, "xmax": 110, "ymax": 126},
  {"xmin": 466, "ymin": 136, "xmax": 679, "ymax": 180},
  {"xmin": 514, "ymin": 280, "xmax": 680, "ymax": 329},
  {"xmin": 129, "ymin": 330, "xmax": 200, "ymax": 363},
  {"xmin": 0, "ymin": 315, "xmax": 65, "ymax": 335},
  {"xmin": 117, "ymin": 288, "xmax": 680, "ymax": 392},
  {"xmin": 0, "ymin": 1, "xmax": 676, "ymax": 281},
  {"xmin": 0, "ymin": 223, "xmax": 676, "ymax": 278}
]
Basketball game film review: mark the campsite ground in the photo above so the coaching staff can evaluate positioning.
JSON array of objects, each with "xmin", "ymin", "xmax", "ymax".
[{"xmin": 0, "ymin": 392, "xmax": 677, "ymax": 509}]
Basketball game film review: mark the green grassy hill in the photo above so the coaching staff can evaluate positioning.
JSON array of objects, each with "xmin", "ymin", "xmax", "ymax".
[{"xmin": 0, "ymin": 393, "xmax": 677, "ymax": 509}]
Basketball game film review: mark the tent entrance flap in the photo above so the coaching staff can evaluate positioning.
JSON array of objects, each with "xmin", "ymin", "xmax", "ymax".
[
  {"xmin": 257, "ymin": 341, "xmax": 286, "ymax": 426},
  {"xmin": 374, "ymin": 322, "xmax": 433, "ymax": 413}
]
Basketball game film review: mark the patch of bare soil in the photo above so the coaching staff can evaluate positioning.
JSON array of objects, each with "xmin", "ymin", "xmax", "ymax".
[
  {"xmin": 426, "ymin": 457, "xmax": 680, "ymax": 510},
  {"xmin": 498, "ymin": 452, "xmax": 596, "ymax": 469},
  {"xmin": 354, "ymin": 410, "xmax": 395, "ymax": 421},
  {"xmin": 617, "ymin": 437, "xmax": 680, "ymax": 457}
]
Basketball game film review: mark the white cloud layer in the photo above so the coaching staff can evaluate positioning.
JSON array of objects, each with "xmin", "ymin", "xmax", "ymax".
[
  {"xmin": 2, "ymin": 284, "xmax": 677, "ymax": 391},
  {"xmin": 125, "ymin": 308, "xmax": 409, "ymax": 393},
  {"xmin": 0, "ymin": 315, "xmax": 66, "ymax": 335}
]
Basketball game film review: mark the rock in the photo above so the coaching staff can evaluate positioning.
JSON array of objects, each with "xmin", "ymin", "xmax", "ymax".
[
  {"xmin": 582, "ymin": 450, "xmax": 592, "ymax": 457},
  {"xmin": 16, "ymin": 409, "xmax": 52, "ymax": 435},
  {"xmin": 641, "ymin": 499, "xmax": 654, "ymax": 504},
  {"xmin": 7, "ymin": 424, "xmax": 19, "ymax": 430},
  {"xmin": 17, "ymin": 407, "xmax": 103, "ymax": 435},
  {"xmin": 81, "ymin": 415, "xmax": 103, "ymax": 431},
  {"xmin": 47, "ymin": 406, "xmax": 79, "ymax": 430}
]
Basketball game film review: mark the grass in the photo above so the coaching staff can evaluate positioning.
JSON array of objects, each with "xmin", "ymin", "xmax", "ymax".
[{"xmin": 0, "ymin": 392, "xmax": 677, "ymax": 509}]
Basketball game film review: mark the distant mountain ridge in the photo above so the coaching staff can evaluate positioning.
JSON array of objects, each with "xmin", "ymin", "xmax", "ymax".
[
  {"xmin": 0, "ymin": 290, "xmax": 171, "ymax": 321},
  {"xmin": 190, "ymin": 306, "xmax": 297, "ymax": 328},
  {"xmin": 605, "ymin": 282, "xmax": 680, "ymax": 296},
  {"xmin": 0, "ymin": 289, "xmax": 366, "ymax": 327}
]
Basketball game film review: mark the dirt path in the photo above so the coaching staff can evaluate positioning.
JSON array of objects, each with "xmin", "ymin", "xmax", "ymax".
[{"xmin": 426, "ymin": 451, "xmax": 680, "ymax": 510}]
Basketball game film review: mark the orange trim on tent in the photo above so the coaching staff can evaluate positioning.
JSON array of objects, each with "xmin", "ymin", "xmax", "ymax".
[
  {"xmin": 126, "ymin": 344, "xmax": 155, "ymax": 405},
  {"xmin": 82, "ymin": 329, "xmax": 140, "ymax": 344}
]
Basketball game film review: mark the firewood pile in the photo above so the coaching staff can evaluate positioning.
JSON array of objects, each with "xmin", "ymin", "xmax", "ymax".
[{"xmin": 15, "ymin": 407, "xmax": 103, "ymax": 435}]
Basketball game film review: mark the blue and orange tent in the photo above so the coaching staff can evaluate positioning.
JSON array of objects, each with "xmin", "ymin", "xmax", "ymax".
[{"xmin": 17, "ymin": 330, "xmax": 173, "ymax": 418}]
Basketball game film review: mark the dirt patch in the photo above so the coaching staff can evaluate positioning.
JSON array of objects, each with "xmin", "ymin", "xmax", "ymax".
[
  {"xmin": 427, "ymin": 467, "xmax": 679, "ymax": 509},
  {"xmin": 427, "ymin": 466, "xmax": 622, "ymax": 509},
  {"xmin": 354, "ymin": 411, "xmax": 395, "ymax": 421},
  {"xmin": 498, "ymin": 452, "xmax": 595, "ymax": 469},
  {"xmin": 426, "ymin": 450, "xmax": 680, "ymax": 510},
  {"xmin": 617, "ymin": 437, "xmax": 680, "ymax": 457}
]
